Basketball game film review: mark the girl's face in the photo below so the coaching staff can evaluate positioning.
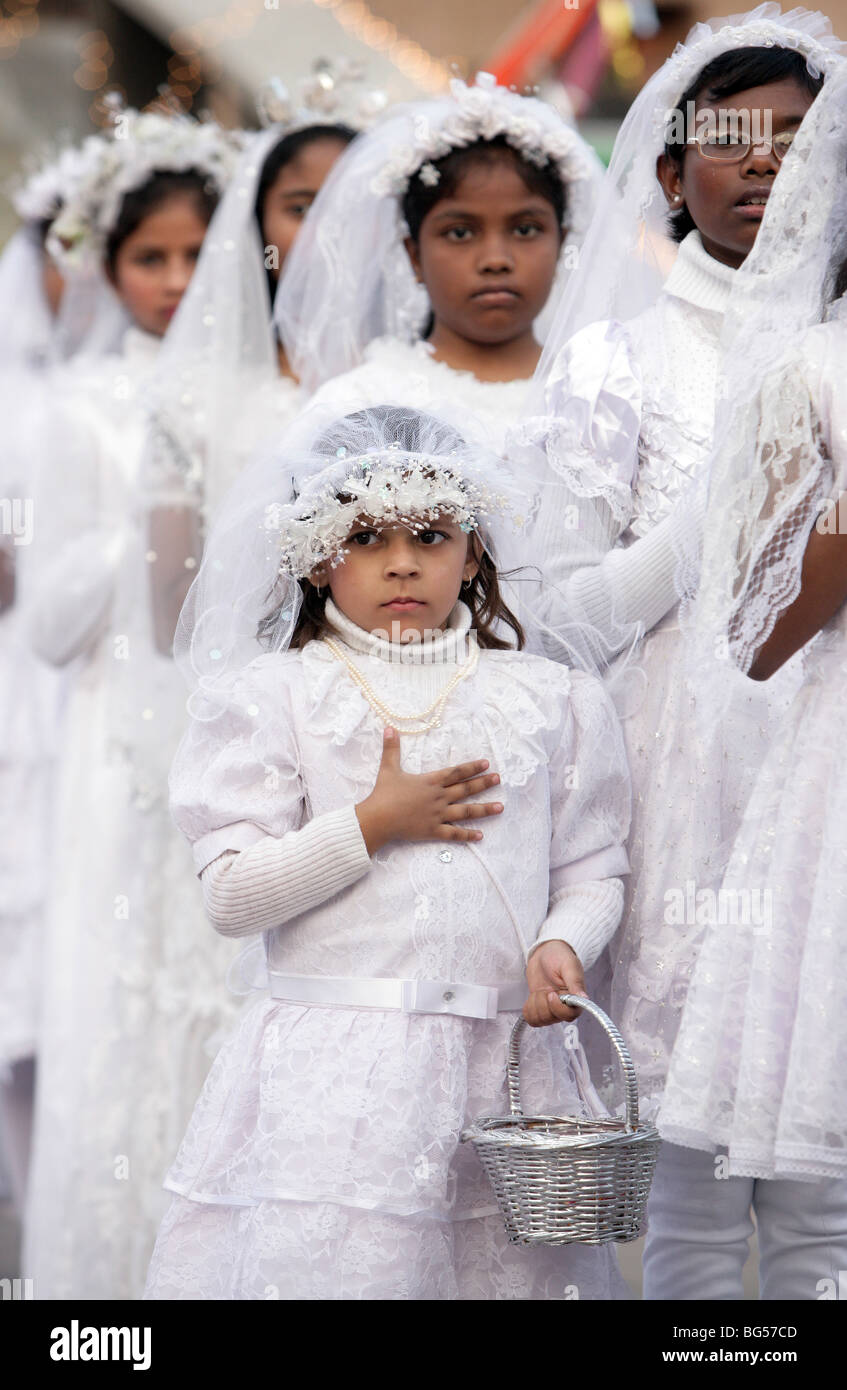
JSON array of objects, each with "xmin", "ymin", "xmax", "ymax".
[
  {"xmin": 108, "ymin": 192, "xmax": 209, "ymax": 337},
  {"xmin": 657, "ymin": 77, "xmax": 816, "ymax": 269},
  {"xmin": 315, "ymin": 511, "xmax": 479, "ymax": 641},
  {"xmin": 262, "ymin": 136, "xmax": 349, "ymax": 282},
  {"xmin": 405, "ymin": 159, "xmax": 562, "ymax": 347}
]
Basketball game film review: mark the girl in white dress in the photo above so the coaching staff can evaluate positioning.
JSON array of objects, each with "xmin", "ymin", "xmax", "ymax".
[
  {"xmin": 276, "ymin": 73, "xmax": 603, "ymax": 449},
  {"xmin": 509, "ymin": 6, "xmax": 846, "ymax": 1299},
  {"xmin": 512, "ymin": 7, "xmax": 842, "ymax": 1087},
  {"xmin": 22, "ymin": 108, "xmax": 239, "ymax": 1301},
  {"xmin": 655, "ymin": 61, "xmax": 847, "ymax": 1298},
  {"xmin": 0, "ymin": 143, "xmax": 128, "ymax": 1210},
  {"xmin": 143, "ymin": 69, "xmax": 372, "ymax": 649},
  {"xmin": 144, "ymin": 402, "xmax": 632, "ymax": 1301}
]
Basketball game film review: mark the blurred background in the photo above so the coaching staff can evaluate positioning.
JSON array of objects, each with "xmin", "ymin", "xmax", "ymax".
[{"xmin": 3, "ymin": 0, "xmax": 846, "ymax": 242}]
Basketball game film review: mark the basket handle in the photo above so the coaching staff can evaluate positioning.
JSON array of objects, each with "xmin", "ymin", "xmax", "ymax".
[{"xmin": 506, "ymin": 995, "xmax": 641, "ymax": 1131}]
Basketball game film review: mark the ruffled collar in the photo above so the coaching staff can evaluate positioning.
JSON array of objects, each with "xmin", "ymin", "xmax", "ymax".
[
  {"xmin": 363, "ymin": 335, "xmax": 535, "ymax": 394},
  {"xmin": 663, "ymin": 231, "xmax": 737, "ymax": 315},
  {"xmin": 323, "ymin": 596, "xmax": 475, "ymax": 665}
]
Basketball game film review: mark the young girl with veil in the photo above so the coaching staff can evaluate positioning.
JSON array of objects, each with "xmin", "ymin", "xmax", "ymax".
[
  {"xmin": 142, "ymin": 67, "xmax": 374, "ymax": 654},
  {"xmin": 0, "ymin": 144, "xmax": 106, "ymax": 1217},
  {"xmin": 653, "ymin": 62, "xmax": 847, "ymax": 1300},
  {"xmin": 22, "ymin": 107, "xmax": 240, "ymax": 1300},
  {"xmin": 144, "ymin": 402, "xmax": 632, "ymax": 1301},
  {"xmin": 508, "ymin": 0, "xmax": 843, "ymax": 1182},
  {"xmin": 275, "ymin": 74, "xmax": 603, "ymax": 448}
]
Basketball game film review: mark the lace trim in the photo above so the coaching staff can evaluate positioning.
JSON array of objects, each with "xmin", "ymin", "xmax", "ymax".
[{"xmin": 300, "ymin": 644, "xmax": 571, "ymax": 787}]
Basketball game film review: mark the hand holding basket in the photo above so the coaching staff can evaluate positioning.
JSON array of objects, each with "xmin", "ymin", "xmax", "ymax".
[{"xmin": 461, "ymin": 995, "xmax": 660, "ymax": 1246}]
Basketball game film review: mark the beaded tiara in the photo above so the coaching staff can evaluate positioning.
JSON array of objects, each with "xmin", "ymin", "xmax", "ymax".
[{"xmin": 262, "ymin": 444, "xmax": 519, "ymax": 580}]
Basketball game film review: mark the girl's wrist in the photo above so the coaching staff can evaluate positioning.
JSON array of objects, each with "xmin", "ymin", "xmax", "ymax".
[{"xmin": 355, "ymin": 797, "xmax": 390, "ymax": 856}]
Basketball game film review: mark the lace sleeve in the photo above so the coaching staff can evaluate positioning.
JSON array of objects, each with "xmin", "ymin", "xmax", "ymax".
[{"xmin": 722, "ymin": 355, "xmax": 834, "ymax": 672}]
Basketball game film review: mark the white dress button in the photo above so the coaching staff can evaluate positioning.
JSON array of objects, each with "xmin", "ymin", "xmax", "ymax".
[{"xmin": 439, "ymin": 850, "xmax": 452, "ymax": 863}]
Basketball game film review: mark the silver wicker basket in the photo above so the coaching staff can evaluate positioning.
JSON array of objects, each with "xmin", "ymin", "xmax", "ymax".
[{"xmin": 461, "ymin": 995, "xmax": 660, "ymax": 1246}]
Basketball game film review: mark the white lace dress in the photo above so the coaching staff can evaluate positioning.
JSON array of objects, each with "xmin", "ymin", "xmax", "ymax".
[
  {"xmin": 22, "ymin": 329, "xmax": 241, "ymax": 1300},
  {"xmin": 518, "ymin": 231, "xmax": 798, "ymax": 1114},
  {"xmin": 145, "ymin": 603, "xmax": 632, "ymax": 1300},
  {"xmin": 659, "ymin": 318, "xmax": 847, "ymax": 1181}
]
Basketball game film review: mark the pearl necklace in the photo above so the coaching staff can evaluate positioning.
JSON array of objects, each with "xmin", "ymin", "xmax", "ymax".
[{"xmin": 323, "ymin": 635, "xmax": 479, "ymax": 735}]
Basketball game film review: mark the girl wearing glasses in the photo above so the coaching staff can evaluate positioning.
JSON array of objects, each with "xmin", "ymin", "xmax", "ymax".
[
  {"xmin": 659, "ymin": 61, "xmax": 847, "ymax": 1299},
  {"xmin": 509, "ymin": 8, "xmax": 845, "ymax": 1299}
]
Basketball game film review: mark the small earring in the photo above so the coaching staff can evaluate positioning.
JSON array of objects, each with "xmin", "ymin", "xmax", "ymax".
[{"xmin": 671, "ymin": 194, "xmax": 683, "ymax": 205}]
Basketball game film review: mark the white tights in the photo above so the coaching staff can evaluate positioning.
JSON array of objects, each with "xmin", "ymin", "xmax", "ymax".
[{"xmin": 644, "ymin": 1141, "xmax": 847, "ymax": 1300}]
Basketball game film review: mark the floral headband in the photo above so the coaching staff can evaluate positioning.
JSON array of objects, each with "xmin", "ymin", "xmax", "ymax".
[
  {"xmin": 11, "ymin": 142, "xmax": 93, "ymax": 226},
  {"xmin": 46, "ymin": 99, "xmax": 242, "ymax": 270},
  {"xmin": 370, "ymin": 72, "xmax": 600, "ymax": 236},
  {"xmin": 262, "ymin": 445, "xmax": 519, "ymax": 580}
]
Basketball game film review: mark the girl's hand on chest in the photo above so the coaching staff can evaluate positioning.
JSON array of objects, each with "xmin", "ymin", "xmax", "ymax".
[{"xmin": 355, "ymin": 725, "xmax": 504, "ymax": 855}]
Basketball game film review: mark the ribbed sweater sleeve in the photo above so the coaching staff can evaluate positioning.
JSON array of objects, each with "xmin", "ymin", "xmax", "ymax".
[
  {"xmin": 533, "ymin": 489, "xmax": 705, "ymax": 656},
  {"xmin": 200, "ymin": 804, "xmax": 372, "ymax": 937},
  {"xmin": 530, "ymin": 878, "xmax": 624, "ymax": 971}
]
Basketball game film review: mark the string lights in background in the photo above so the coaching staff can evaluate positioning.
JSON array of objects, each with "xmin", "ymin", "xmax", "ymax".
[
  {"xmin": 309, "ymin": 0, "xmax": 453, "ymax": 92},
  {"xmin": 0, "ymin": 0, "xmax": 40, "ymax": 60},
  {"xmin": 167, "ymin": 0, "xmax": 453, "ymax": 106},
  {"xmin": 1, "ymin": 0, "xmax": 454, "ymax": 109}
]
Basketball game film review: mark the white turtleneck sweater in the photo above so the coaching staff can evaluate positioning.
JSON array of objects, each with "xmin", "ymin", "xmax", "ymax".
[
  {"xmin": 522, "ymin": 231, "xmax": 736, "ymax": 649},
  {"xmin": 196, "ymin": 598, "xmax": 629, "ymax": 973}
]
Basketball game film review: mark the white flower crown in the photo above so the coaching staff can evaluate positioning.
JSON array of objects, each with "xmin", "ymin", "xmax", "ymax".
[
  {"xmin": 263, "ymin": 445, "xmax": 518, "ymax": 580},
  {"xmin": 46, "ymin": 100, "xmax": 242, "ymax": 270},
  {"xmin": 11, "ymin": 142, "xmax": 94, "ymax": 225},
  {"xmin": 370, "ymin": 71, "xmax": 599, "ymax": 236}
]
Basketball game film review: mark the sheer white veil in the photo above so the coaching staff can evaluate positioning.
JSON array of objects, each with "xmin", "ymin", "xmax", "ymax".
[
  {"xmin": 141, "ymin": 126, "xmax": 282, "ymax": 524},
  {"xmin": 172, "ymin": 399, "xmax": 622, "ymax": 738},
  {"xmin": 42, "ymin": 112, "xmax": 241, "ymax": 371},
  {"xmin": 1, "ymin": 145, "xmax": 128, "ymax": 369},
  {"xmin": 523, "ymin": 4, "xmax": 845, "ymax": 417},
  {"xmin": 676, "ymin": 61, "xmax": 847, "ymax": 732},
  {"xmin": 274, "ymin": 73, "xmax": 605, "ymax": 396}
]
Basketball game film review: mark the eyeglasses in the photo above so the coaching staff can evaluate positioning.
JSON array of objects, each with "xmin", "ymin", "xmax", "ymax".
[{"xmin": 686, "ymin": 129, "xmax": 797, "ymax": 163}]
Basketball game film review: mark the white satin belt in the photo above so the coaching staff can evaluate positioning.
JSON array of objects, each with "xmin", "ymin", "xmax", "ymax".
[{"xmin": 268, "ymin": 973, "xmax": 526, "ymax": 1020}]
